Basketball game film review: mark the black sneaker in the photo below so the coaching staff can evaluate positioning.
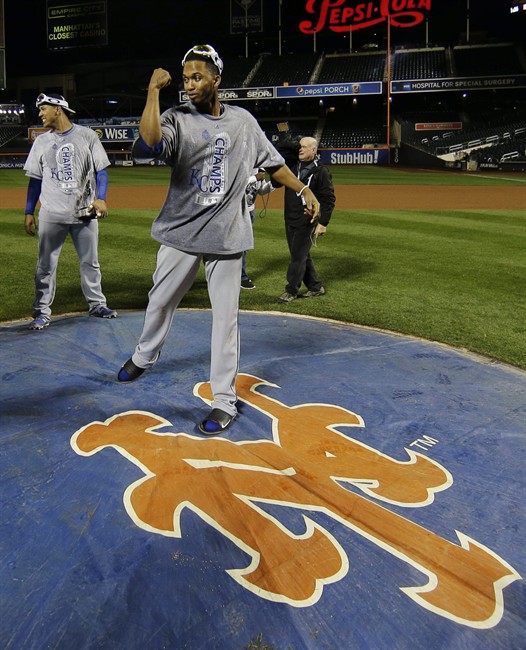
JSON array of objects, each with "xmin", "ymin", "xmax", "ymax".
[
  {"xmin": 197, "ymin": 408, "xmax": 235, "ymax": 435},
  {"xmin": 241, "ymin": 279, "xmax": 256, "ymax": 290},
  {"xmin": 118, "ymin": 358, "xmax": 146, "ymax": 382}
]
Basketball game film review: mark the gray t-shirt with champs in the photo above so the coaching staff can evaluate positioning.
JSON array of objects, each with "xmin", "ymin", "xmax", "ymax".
[
  {"xmin": 24, "ymin": 124, "xmax": 110, "ymax": 224},
  {"xmin": 133, "ymin": 103, "xmax": 285, "ymax": 255}
]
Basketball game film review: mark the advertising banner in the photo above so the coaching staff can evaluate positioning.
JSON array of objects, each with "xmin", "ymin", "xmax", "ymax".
[
  {"xmin": 319, "ymin": 148, "xmax": 389, "ymax": 165},
  {"xmin": 391, "ymin": 76, "xmax": 526, "ymax": 93},
  {"xmin": 180, "ymin": 82, "xmax": 382, "ymax": 103},
  {"xmin": 180, "ymin": 87, "xmax": 276, "ymax": 103},
  {"xmin": 90, "ymin": 125, "xmax": 138, "ymax": 142},
  {"xmin": 47, "ymin": 0, "xmax": 107, "ymax": 50},
  {"xmin": 415, "ymin": 122, "xmax": 462, "ymax": 131},
  {"xmin": 298, "ymin": 0, "xmax": 433, "ymax": 34},
  {"xmin": 277, "ymin": 81, "xmax": 382, "ymax": 98},
  {"xmin": 230, "ymin": 0, "xmax": 263, "ymax": 34},
  {"xmin": 28, "ymin": 127, "xmax": 50, "ymax": 141},
  {"xmin": 28, "ymin": 124, "xmax": 137, "ymax": 145},
  {"xmin": 0, "ymin": 157, "xmax": 25, "ymax": 168}
]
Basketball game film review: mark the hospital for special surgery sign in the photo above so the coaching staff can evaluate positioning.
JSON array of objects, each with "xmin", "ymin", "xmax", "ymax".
[{"xmin": 46, "ymin": 0, "xmax": 108, "ymax": 50}]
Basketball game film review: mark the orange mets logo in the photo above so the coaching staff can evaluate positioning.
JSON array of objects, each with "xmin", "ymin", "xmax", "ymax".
[{"xmin": 70, "ymin": 373, "xmax": 520, "ymax": 628}]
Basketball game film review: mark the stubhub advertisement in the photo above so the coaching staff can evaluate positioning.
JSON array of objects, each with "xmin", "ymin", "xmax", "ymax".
[{"xmin": 319, "ymin": 148, "xmax": 389, "ymax": 164}]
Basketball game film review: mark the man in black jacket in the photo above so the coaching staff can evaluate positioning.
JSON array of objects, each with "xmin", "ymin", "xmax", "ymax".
[{"xmin": 279, "ymin": 136, "xmax": 336, "ymax": 303}]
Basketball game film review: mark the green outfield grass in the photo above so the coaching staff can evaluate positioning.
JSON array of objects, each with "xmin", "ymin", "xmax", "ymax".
[{"xmin": 1, "ymin": 166, "xmax": 525, "ymax": 370}]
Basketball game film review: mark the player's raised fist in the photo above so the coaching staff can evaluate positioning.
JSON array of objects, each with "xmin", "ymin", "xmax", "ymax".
[{"xmin": 150, "ymin": 68, "xmax": 172, "ymax": 91}]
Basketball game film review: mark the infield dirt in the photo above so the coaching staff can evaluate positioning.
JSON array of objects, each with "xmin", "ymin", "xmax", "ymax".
[{"xmin": 1, "ymin": 182, "xmax": 525, "ymax": 210}]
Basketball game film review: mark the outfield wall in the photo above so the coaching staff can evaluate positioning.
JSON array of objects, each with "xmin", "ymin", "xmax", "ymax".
[
  {"xmin": 0, "ymin": 128, "xmax": 519, "ymax": 171},
  {"xmin": 396, "ymin": 143, "xmax": 447, "ymax": 170},
  {"xmin": 0, "ymin": 147, "xmax": 394, "ymax": 168}
]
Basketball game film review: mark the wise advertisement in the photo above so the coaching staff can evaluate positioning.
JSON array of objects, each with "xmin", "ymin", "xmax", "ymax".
[
  {"xmin": 28, "ymin": 125, "xmax": 138, "ymax": 143},
  {"xmin": 90, "ymin": 125, "xmax": 139, "ymax": 142}
]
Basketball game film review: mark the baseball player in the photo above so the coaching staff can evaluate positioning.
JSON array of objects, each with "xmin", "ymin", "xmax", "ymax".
[
  {"xmin": 117, "ymin": 44, "xmax": 319, "ymax": 436},
  {"xmin": 24, "ymin": 92, "xmax": 117, "ymax": 330}
]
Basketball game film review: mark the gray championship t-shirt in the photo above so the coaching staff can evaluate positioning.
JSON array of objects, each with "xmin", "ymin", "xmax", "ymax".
[
  {"xmin": 24, "ymin": 124, "xmax": 110, "ymax": 224},
  {"xmin": 133, "ymin": 103, "xmax": 285, "ymax": 255}
]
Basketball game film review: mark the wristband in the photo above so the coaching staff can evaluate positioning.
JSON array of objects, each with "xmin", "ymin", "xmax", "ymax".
[{"xmin": 297, "ymin": 186, "xmax": 308, "ymax": 197}]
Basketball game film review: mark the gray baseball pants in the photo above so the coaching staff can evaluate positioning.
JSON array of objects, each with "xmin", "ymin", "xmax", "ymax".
[
  {"xmin": 132, "ymin": 245, "xmax": 242, "ymax": 417},
  {"xmin": 33, "ymin": 220, "xmax": 107, "ymax": 318}
]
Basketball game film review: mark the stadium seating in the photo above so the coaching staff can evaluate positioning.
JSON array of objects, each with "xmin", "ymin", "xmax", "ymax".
[
  {"xmin": 220, "ymin": 55, "xmax": 260, "ymax": 88},
  {"xmin": 2, "ymin": 41, "xmax": 525, "ymax": 170},
  {"xmin": 401, "ymin": 112, "xmax": 526, "ymax": 161},
  {"xmin": 391, "ymin": 48, "xmax": 449, "ymax": 80},
  {"xmin": 249, "ymin": 53, "xmax": 319, "ymax": 87},
  {"xmin": 453, "ymin": 44, "xmax": 524, "ymax": 77},
  {"xmin": 317, "ymin": 53, "xmax": 386, "ymax": 83},
  {"xmin": 320, "ymin": 111, "xmax": 385, "ymax": 148},
  {"xmin": 470, "ymin": 136, "xmax": 526, "ymax": 164}
]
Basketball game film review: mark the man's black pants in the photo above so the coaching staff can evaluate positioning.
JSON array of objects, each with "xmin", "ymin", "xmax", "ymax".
[{"xmin": 284, "ymin": 222, "xmax": 323, "ymax": 296}]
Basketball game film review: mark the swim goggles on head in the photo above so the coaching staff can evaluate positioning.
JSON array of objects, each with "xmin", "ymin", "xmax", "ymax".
[
  {"xmin": 182, "ymin": 44, "xmax": 223, "ymax": 74},
  {"xmin": 36, "ymin": 93, "xmax": 76, "ymax": 113}
]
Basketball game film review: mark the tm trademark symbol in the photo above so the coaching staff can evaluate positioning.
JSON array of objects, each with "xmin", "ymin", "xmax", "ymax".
[{"xmin": 409, "ymin": 435, "xmax": 439, "ymax": 451}]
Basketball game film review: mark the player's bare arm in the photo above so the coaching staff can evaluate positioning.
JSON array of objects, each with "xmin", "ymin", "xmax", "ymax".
[
  {"xmin": 268, "ymin": 165, "xmax": 320, "ymax": 222},
  {"xmin": 139, "ymin": 68, "xmax": 172, "ymax": 147},
  {"xmin": 24, "ymin": 214, "xmax": 37, "ymax": 236},
  {"xmin": 91, "ymin": 199, "xmax": 108, "ymax": 219}
]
